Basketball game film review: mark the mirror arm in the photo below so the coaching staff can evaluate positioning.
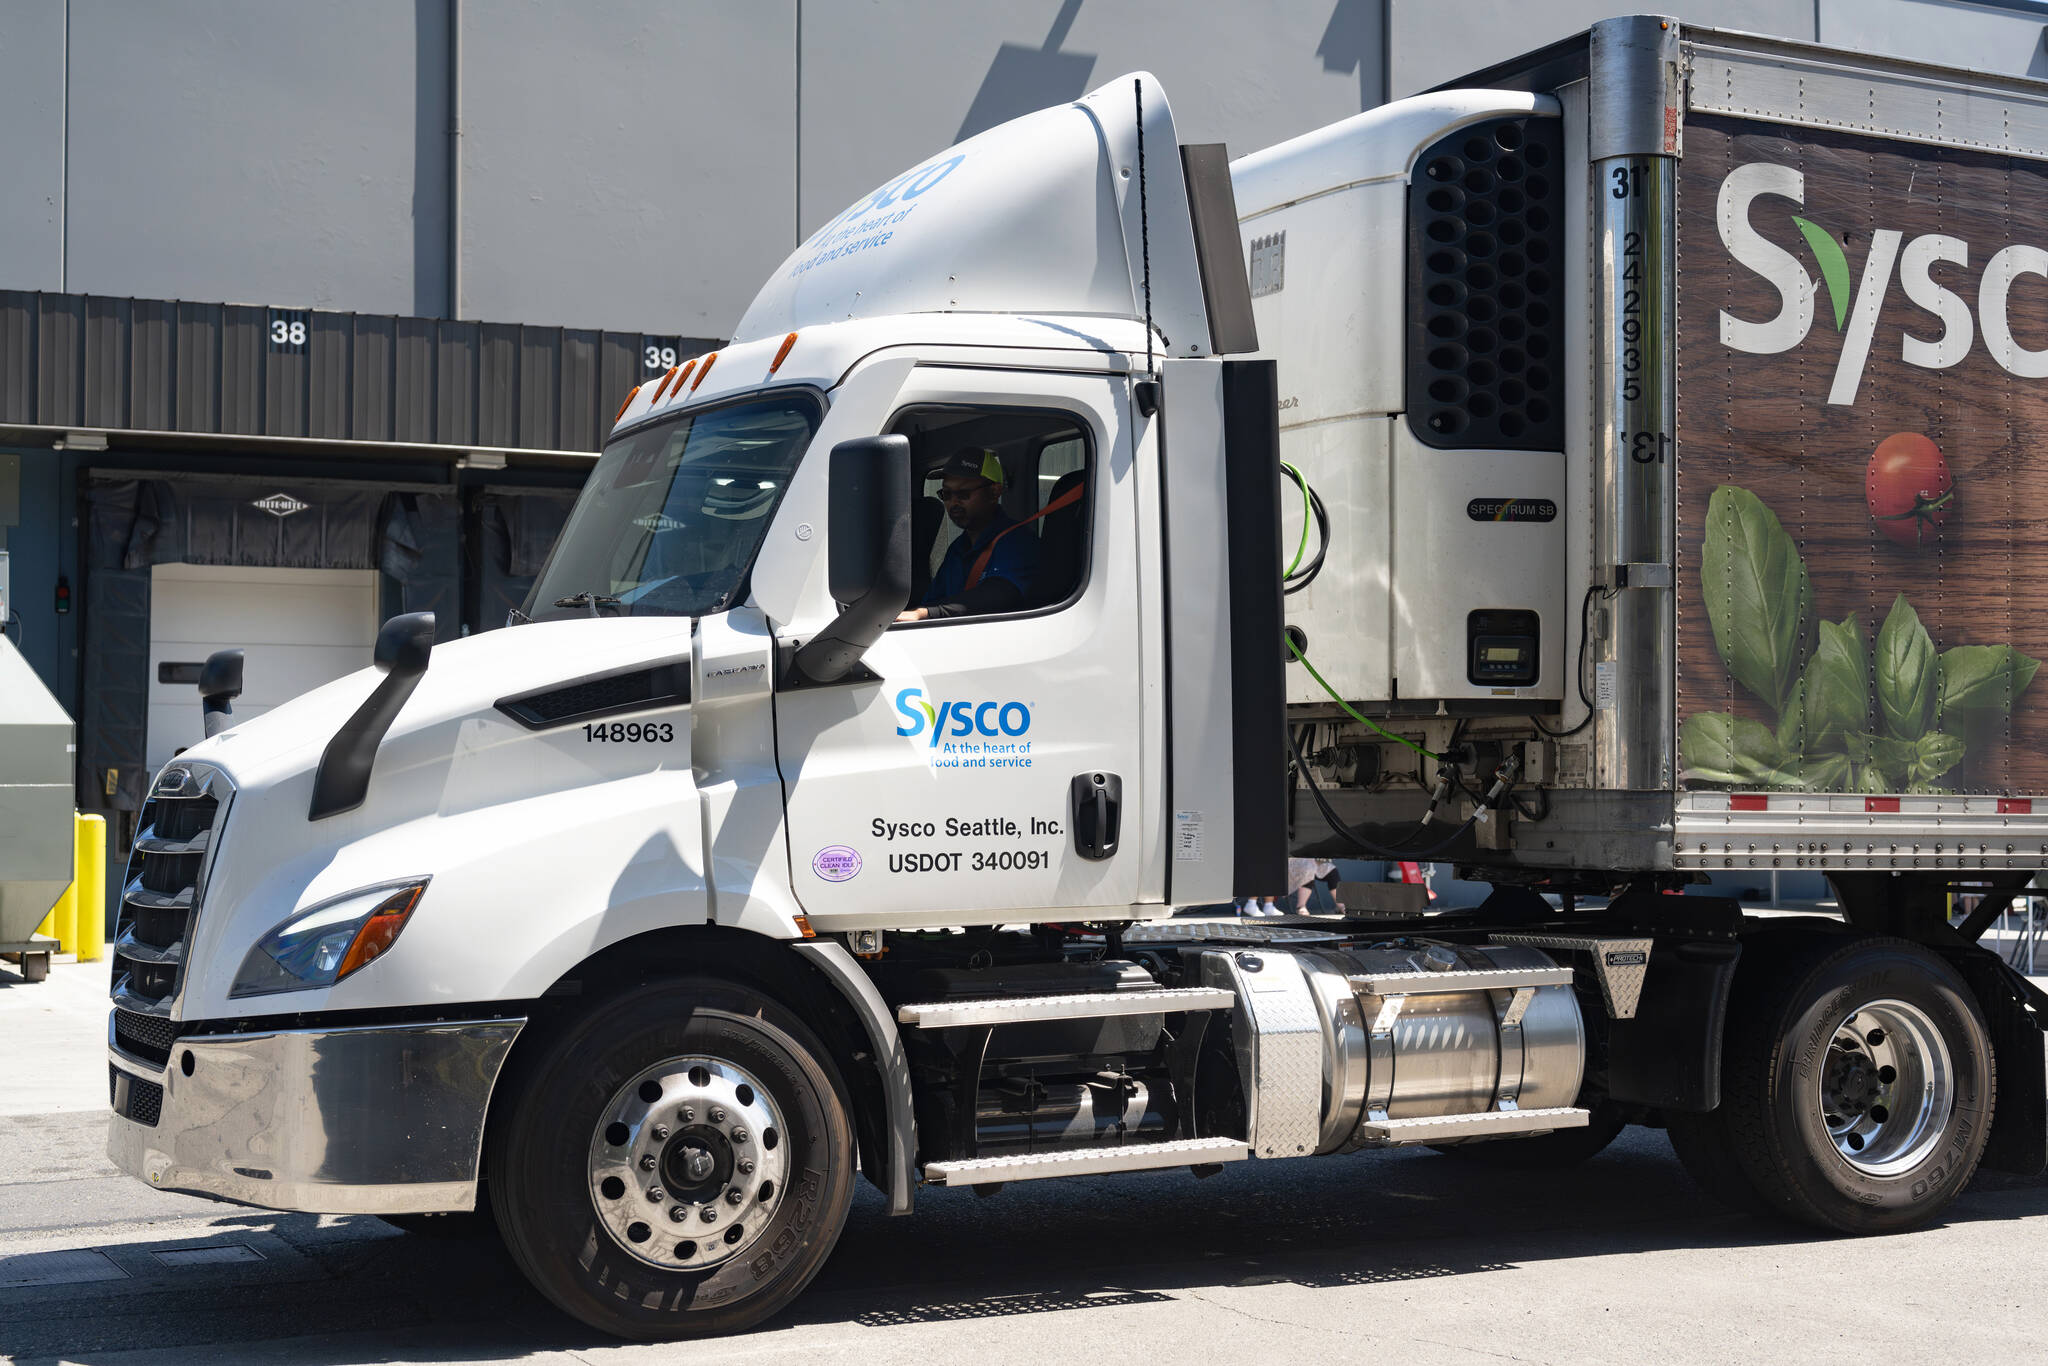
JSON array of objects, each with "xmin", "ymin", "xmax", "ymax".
[{"xmin": 309, "ymin": 613, "xmax": 435, "ymax": 820}]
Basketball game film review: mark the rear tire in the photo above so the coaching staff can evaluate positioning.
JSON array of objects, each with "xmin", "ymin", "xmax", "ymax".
[
  {"xmin": 1700, "ymin": 935, "xmax": 1994, "ymax": 1233},
  {"xmin": 489, "ymin": 978, "xmax": 855, "ymax": 1339}
]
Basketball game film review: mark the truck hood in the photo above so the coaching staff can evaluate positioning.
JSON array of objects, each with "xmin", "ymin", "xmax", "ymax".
[
  {"xmin": 163, "ymin": 615, "xmax": 708, "ymax": 1018},
  {"xmin": 180, "ymin": 615, "xmax": 695, "ymax": 794}
]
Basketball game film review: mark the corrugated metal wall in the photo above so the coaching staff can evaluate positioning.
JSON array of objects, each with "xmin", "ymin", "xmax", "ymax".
[{"xmin": 0, "ymin": 292, "xmax": 720, "ymax": 454}]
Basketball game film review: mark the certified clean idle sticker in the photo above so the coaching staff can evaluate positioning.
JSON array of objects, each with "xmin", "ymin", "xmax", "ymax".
[{"xmin": 812, "ymin": 846, "xmax": 863, "ymax": 882}]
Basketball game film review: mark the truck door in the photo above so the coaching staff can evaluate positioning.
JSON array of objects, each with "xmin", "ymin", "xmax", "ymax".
[{"xmin": 774, "ymin": 364, "xmax": 1151, "ymax": 926}]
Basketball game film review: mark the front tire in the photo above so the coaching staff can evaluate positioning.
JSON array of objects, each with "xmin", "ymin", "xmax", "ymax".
[
  {"xmin": 1707, "ymin": 935, "xmax": 1994, "ymax": 1233},
  {"xmin": 489, "ymin": 978, "xmax": 855, "ymax": 1339}
]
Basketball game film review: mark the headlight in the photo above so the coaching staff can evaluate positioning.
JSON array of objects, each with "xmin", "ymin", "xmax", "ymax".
[{"xmin": 230, "ymin": 879, "xmax": 429, "ymax": 998}]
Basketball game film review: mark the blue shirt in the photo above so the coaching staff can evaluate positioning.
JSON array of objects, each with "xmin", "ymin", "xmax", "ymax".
[{"xmin": 926, "ymin": 510, "xmax": 1038, "ymax": 603}]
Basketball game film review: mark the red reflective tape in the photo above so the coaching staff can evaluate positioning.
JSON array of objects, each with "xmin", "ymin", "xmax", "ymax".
[
  {"xmin": 1865, "ymin": 797, "xmax": 1901, "ymax": 813},
  {"xmin": 1729, "ymin": 794, "xmax": 1768, "ymax": 811},
  {"xmin": 2000, "ymin": 798, "xmax": 2033, "ymax": 814}
]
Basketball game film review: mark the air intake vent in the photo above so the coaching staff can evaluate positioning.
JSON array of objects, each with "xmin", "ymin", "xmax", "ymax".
[
  {"xmin": 113, "ymin": 1009, "xmax": 185, "ymax": 1067},
  {"xmin": 497, "ymin": 662, "xmax": 690, "ymax": 729},
  {"xmin": 111, "ymin": 765, "xmax": 230, "ymax": 1014},
  {"xmin": 111, "ymin": 1066, "xmax": 163, "ymax": 1127},
  {"xmin": 1406, "ymin": 116, "xmax": 1565, "ymax": 451}
]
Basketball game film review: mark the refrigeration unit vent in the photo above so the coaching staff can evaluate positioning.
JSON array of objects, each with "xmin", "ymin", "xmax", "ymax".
[{"xmin": 1406, "ymin": 116, "xmax": 1565, "ymax": 452}]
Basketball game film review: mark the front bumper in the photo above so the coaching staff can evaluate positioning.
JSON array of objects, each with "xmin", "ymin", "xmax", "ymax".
[{"xmin": 107, "ymin": 1015, "xmax": 524, "ymax": 1215}]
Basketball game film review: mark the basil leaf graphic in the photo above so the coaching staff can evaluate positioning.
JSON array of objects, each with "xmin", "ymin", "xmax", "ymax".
[
  {"xmin": 1800, "ymin": 753, "xmax": 1854, "ymax": 790},
  {"xmin": 1791, "ymin": 216, "xmax": 1850, "ymax": 330},
  {"xmin": 1875, "ymin": 594, "xmax": 1936, "ymax": 741},
  {"xmin": 1702, "ymin": 486, "xmax": 1812, "ymax": 716},
  {"xmin": 1681, "ymin": 712, "xmax": 1789, "ymax": 785},
  {"xmin": 1935, "ymin": 644, "xmax": 2042, "ymax": 720},
  {"xmin": 1846, "ymin": 730, "xmax": 1918, "ymax": 785},
  {"xmin": 1911, "ymin": 730, "xmax": 1964, "ymax": 783},
  {"xmin": 1778, "ymin": 614, "xmax": 1867, "ymax": 756},
  {"xmin": 1851, "ymin": 763, "xmax": 1890, "ymax": 794}
]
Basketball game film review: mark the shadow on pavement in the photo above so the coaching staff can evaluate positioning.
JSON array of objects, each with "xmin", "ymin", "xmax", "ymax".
[{"xmin": 5, "ymin": 1128, "xmax": 2046, "ymax": 1361}]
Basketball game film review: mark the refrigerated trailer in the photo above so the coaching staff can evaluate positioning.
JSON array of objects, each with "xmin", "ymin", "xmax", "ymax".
[{"xmin": 107, "ymin": 17, "xmax": 2048, "ymax": 1340}]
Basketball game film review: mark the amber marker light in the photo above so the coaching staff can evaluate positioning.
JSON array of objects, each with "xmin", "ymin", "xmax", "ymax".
[
  {"xmin": 691, "ymin": 351, "xmax": 718, "ymax": 391},
  {"xmin": 650, "ymin": 364, "xmax": 681, "ymax": 404},
  {"xmin": 614, "ymin": 384, "xmax": 642, "ymax": 423},
  {"xmin": 335, "ymin": 883, "xmax": 428, "ymax": 981},
  {"xmin": 769, "ymin": 331, "xmax": 799, "ymax": 374}
]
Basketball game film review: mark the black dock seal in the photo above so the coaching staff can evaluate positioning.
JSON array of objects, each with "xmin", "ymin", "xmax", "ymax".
[{"xmin": 309, "ymin": 613, "xmax": 435, "ymax": 821}]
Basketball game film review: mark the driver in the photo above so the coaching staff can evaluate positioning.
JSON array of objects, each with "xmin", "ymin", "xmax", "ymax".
[{"xmin": 897, "ymin": 448, "xmax": 1038, "ymax": 621}]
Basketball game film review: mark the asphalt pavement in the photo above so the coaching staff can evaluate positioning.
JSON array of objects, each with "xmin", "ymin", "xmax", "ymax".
[{"xmin": 5, "ymin": 953, "xmax": 2047, "ymax": 1366}]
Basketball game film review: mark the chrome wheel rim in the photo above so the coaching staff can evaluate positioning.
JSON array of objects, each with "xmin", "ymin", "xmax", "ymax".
[
  {"xmin": 1816, "ymin": 999, "xmax": 1954, "ymax": 1178},
  {"xmin": 587, "ymin": 1056, "xmax": 788, "ymax": 1272}
]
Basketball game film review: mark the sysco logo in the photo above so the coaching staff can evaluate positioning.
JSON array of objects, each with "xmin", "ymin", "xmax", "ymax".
[
  {"xmin": 804, "ymin": 154, "xmax": 967, "ymax": 247},
  {"xmin": 1718, "ymin": 161, "xmax": 2048, "ymax": 404},
  {"xmin": 894, "ymin": 687, "xmax": 1031, "ymax": 746}
]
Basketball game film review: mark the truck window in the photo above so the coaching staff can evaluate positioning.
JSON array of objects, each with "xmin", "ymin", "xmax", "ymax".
[
  {"xmin": 523, "ymin": 392, "xmax": 822, "ymax": 621},
  {"xmin": 888, "ymin": 406, "xmax": 1092, "ymax": 622}
]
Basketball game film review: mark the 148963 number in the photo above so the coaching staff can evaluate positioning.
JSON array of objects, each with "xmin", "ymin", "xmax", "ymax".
[{"xmin": 584, "ymin": 721, "xmax": 675, "ymax": 743}]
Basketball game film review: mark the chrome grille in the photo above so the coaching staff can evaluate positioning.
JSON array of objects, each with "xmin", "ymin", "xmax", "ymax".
[
  {"xmin": 113, "ymin": 1008, "xmax": 184, "ymax": 1066},
  {"xmin": 111, "ymin": 763, "xmax": 232, "ymax": 1013}
]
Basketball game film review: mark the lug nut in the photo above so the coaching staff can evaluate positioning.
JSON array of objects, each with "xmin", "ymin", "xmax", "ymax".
[
  {"xmin": 710, "ymin": 1107, "xmax": 727, "ymax": 1124},
  {"xmin": 647, "ymin": 1186, "xmax": 665, "ymax": 1202},
  {"xmin": 669, "ymin": 1205, "xmax": 689, "ymax": 1222},
  {"xmin": 726, "ymin": 1187, "xmax": 744, "ymax": 1205},
  {"xmin": 700, "ymin": 1207, "xmax": 718, "ymax": 1223},
  {"xmin": 679, "ymin": 1106, "xmax": 695, "ymax": 1123},
  {"xmin": 639, "ymin": 1154, "xmax": 657, "ymax": 1171},
  {"xmin": 730, "ymin": 1128, "xmax": 749, "ymax": 1144},
  {"xmin": 651, "ymin": 1124, "xmax": 671, "ymax": 1140},
  {"xmin": 738, "ymin": 1158, "xmax": 755, "ymax": 1175}
]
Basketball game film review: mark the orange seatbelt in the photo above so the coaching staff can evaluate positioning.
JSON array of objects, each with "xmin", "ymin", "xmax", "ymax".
[{"xmin": 962, "ymin": 482, "xmax": 1085, "ymax": 591}]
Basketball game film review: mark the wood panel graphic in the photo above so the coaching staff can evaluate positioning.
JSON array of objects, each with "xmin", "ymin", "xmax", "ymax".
[{"xmin": 1677, "ymin": 114, "xmax": 2048, "ymax": 795}]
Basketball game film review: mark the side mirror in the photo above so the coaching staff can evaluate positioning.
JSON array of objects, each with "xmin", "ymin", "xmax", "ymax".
[
  {"xmin": 198, "ymin": 648, "xmax": 244, "ymax": 738},
  {"xmin": 791, "ymin": 435, "xmax": 911, "ymax": 684},
  {"xmin": 373, "ymin": 611, "xmax": 436, "ymax": 677},
  {"xmin": 309, "ymin": 612, "xmax": 435, "ymax": 820}
]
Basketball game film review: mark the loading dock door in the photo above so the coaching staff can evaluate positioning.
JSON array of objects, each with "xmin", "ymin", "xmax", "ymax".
[{"xmin": 146, "ymin": 564, "xmax": 380, "ymax": 772}]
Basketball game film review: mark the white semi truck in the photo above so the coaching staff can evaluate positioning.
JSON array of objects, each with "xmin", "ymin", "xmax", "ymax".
[{"xmin": 109, "ymin": 18, "xmax": 2048, "ymax": 1339}]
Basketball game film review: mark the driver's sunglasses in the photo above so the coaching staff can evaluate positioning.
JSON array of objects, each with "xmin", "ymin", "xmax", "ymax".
[{"xmin": 936, "ymin": 482, "xmax": 994, "ymax": 503}]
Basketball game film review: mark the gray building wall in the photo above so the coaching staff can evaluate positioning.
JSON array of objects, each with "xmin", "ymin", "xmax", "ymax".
[{"xmin": 6, "ymin": 0, "xmax": 2048, "ymax": 339}]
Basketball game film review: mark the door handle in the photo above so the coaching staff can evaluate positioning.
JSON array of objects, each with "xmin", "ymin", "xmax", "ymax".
[{"xmin": 1069, "ymin": 771, "xmax": 1122, "ymax": 861}]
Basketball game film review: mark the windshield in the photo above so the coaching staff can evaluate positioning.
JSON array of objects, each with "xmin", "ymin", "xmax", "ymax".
[{"xmin": 525, "ymin": 392, "xmax": 823, "ymax": 621}]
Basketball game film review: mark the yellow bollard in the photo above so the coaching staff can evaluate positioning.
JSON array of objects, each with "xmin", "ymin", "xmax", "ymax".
[
  {"xmin": 41, "ymin": 819, "xmax": 80, "ymax": 955},
  {"xmin": 75, "ymin": 813, "xmax": 107, "ymax": 963}
]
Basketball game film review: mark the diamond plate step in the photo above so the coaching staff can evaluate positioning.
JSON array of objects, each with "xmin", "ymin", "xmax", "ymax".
[
  {"xmin": 896, "ymin": 987, "xmax": 1235, "ymax": 1028},
  {"xmin": 1354, "ymin": 1106, "xmax": 1590, "ymax": 1146},
  {"xmin": 1347, "ymin": 966, "xmax": 1573, "ymax": 995},
  {"xmin": 924, "ymin": 1137, "xmax": 1249, "ymax": 1185}
]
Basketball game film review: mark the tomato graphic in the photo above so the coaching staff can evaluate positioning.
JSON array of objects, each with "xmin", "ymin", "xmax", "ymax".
[{"xmin": 1866, "ymin": 432, "xmax": 1954, "ymax": 548}]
